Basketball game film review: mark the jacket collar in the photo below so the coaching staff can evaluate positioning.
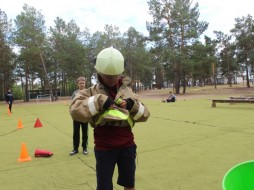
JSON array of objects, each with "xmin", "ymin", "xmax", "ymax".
[{"xmin": 96, "ymin": 74, "xmax": 132, "ymax": 87}]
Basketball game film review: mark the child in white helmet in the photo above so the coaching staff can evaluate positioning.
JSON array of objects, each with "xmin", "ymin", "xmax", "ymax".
[{"xmin": 70, "ymin": 47, "xmax": 150, "ymax": 190}]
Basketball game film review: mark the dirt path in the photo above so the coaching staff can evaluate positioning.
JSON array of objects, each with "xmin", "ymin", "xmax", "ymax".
[
  {"xmin": 137, "ymin": 86, "xmax": 254, "ymax": 100},
  {"xmin": 5, "ymin": 85, "xmax": 254, "ymax": 105}
]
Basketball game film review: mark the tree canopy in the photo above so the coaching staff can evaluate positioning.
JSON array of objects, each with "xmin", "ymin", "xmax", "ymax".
[{"xmin": 0, "ymin": 2, "xmax": 253, "ymax": 100}]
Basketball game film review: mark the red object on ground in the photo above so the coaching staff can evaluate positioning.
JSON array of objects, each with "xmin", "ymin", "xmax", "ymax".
[
  {"xmin": 34, "ymin": 118, "xmax": 43, "ymax": 128},
  {"xmin": 34, "ymin": 149, "xmax": 53, "ymax": 157}
]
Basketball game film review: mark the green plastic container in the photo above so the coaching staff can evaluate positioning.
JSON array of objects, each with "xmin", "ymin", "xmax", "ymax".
[{"xmin": 223, "ymin": 160, "xmax": 254, "ymax": 190}]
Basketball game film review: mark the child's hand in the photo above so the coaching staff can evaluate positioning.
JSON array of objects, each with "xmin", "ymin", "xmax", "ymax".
[
  {"xmin": 115, "ymin": 98, "xmax": 127, "ymax": 108},
  {"xmin": 118, "ymin": 100, "xmax": 127, "ymax": 108}
]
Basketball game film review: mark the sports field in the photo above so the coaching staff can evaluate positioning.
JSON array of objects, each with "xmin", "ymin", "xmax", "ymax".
[{"xmin": 0, "ymin": 85, "xmax": 254, "ymax": 190}]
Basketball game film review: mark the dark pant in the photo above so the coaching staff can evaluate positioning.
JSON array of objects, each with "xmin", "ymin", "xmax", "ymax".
[
  {"xmin": 8, "ymin": 101, "xmax": 12, "ymax": 112},
  {"xmin": 95, "ymin": 145, "xmax": 137, "ymax": 190},
  {"xmin": 166, "ymin": 98, "xmax": 175, "ymax": 102},
  {"xmin": 73, "ymin": 120, "xmax": 88, "ymax": 150}
]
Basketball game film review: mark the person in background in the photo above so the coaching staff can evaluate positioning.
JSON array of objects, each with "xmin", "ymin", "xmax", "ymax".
[
  {"xmin": 162, "ymin": 91, "xmax": 176, "ymax": 103},
  {"xmin": 69, "ymin": 47, "xmax": 150, "ymax": 190},
  {"xmin": 5, "ymin": 89, "xmax": 14, "ymax": 113},
  {"xmin": 69, "ymin": 77, "xmax": 89, "ymax": 156}
]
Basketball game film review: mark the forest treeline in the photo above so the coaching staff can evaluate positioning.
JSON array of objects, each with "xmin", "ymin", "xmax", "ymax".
[{"xmin": 1, "ymin": 0, "xmax": 254, "ymax": 101}]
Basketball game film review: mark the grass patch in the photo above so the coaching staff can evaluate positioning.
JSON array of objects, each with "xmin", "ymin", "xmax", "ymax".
[{"xmin": 0, "ymin": 93, "xmax": 254, "ymax": 190}]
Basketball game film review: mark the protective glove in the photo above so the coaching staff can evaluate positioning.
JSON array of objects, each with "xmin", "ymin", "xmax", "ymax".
[
  {"xmin": 115, "ymin": 98, "xmax": 134, "ymax": 111},
  {"xmin": 103, "ymin": 97, "xmax": 114, "ymax": 110}
]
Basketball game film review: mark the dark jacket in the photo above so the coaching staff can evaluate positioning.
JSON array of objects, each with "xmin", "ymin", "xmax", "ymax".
[{"xmin": 5, "ymin": 92, "xmax": 14, "ymax": 103}]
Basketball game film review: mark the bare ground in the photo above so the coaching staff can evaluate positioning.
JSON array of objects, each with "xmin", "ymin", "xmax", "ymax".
[
  {"xmin": 6, "ymin": 85, "xmax": 254, "ymax": 105},
  {"xmin": 137, "ymin": 85, "xmax": 254, "ymax": 100}
]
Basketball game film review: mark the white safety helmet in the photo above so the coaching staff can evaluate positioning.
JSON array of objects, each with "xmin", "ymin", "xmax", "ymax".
[{"xmin": 94, "ymin": 47, "xmax": 124, "ymax": 75}]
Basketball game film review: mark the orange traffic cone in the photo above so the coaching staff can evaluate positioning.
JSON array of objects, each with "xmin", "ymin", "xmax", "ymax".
[
  {"xmin": 17, "ymin": 143, "xmax": 32, "ymax": 162},
  {"xmin": 34, "ymin": 118, "xmax": 43, "ymax": 128},
  {"xmin": 17, "ymin": 119, "xmax": 23, "ymax": 129},
  {"xmin": 64, "ymin": 101, "xmax": 67, "ymax": 106}
]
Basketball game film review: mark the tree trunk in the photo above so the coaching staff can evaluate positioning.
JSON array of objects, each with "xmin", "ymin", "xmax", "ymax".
[
  {"xmin": 213, "ymin": 63, "xmax": 217, "ymax": 89},
  {"xmin": 54, "ymin": 71, "xmax": 58, "ymax": 100},
  {"xmin": 182, "ymin": 72, "xmax": 186, "ymax": 94},
  {"xmin": 174, "ymin": 73, "xmax": 180, "ymax": 94},
  {"xmin": 245, "ymin": 62, "xmax": 250, "ymax": 88},
  {"xmin": 39, "ymin": 52, "xmax": 54, "ymax": 101},
  {"xmin": 25, "ymin": 72, "xmax": 29, "ymax": 102}
]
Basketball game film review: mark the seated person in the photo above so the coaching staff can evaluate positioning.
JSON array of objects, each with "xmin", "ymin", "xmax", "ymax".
[{"xmin": 162, "ymin": 91, "xmax": 176, "ymax": 103}]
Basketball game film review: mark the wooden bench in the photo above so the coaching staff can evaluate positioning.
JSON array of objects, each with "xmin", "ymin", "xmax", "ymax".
[
  {"xmin": 211, "ymin": 99, "xmax": 254, "ymax": 108},
  {"xmin": 229, "ymin": 97, "xmax": 254, "ymax": 100}
]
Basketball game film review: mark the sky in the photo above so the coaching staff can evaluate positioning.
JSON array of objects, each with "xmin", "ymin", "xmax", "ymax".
[{"xmin": 0, "ymin": 0, "xmax": 253, "ymax": 40}]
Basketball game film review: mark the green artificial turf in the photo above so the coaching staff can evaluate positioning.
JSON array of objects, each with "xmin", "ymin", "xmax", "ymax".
[{"xmin": 0, "ymin": 96, "xmax": 254, "ymax": 190}]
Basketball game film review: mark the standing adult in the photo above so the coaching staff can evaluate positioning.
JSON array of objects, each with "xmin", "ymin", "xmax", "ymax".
[
  {"xmin": 70, "ymin": 77, "xmax": 89, "ymax": 156},
  {"xmin": 5, "ymin": 89, "xmax": 14, "ymax": 113},
  {"xmin": 69, "ymin": 47, "xmax": 150, "ymax": 190}
]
